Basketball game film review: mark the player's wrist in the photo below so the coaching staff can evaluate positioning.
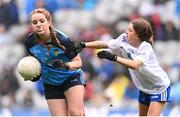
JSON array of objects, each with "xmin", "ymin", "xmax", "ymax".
[
  {"xmin": 80, "ymin": 42, "xmax": 86, "ymax": 48},
  {"xmin": 31, "ymin": 73, "xmax": 41, "ymax": 82},
  {"xmin": 65, "ymin": 62, "xmax": 70, "ymax": 69},
  {"xmin": 113, "ymin": 55, "xmax": 117, "ymax": 61}
]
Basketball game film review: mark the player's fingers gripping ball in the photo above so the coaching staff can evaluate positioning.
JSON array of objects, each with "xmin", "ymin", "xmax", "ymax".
[{"xmin": 17, "ymin": 56, "xmax": 41, "ymax": 81}]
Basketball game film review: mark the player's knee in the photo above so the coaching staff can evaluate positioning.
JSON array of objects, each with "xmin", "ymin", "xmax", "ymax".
[
  {"xmin": 68, "ymin": 107, "xmax": 84, "ymax": 116},
  {"xmin": 147, "ymin": 109, "xmax": 161, "ymax": 116}
]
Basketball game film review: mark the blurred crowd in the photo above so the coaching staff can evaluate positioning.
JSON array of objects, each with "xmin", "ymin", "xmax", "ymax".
[{"xmin": 0, "ymin": 0, "xmax": 180, "ymax": 116}]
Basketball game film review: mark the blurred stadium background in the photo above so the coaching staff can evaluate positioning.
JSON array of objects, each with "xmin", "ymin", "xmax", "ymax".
[{"xmin": 0, "ymin": 0, "xmax": 180, "ymax": 116}]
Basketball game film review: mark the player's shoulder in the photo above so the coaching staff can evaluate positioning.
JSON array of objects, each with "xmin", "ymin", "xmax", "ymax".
[
  {"xmin": 138, "ymin": 41, "xmax": 153, "ymax": 51},
  {"xmin": 26, "ymin": 32, "xmax": 36, "ymax": 41},
  {"xmin": 140, "ymin": 41, "xmax": 152, "ymax": 47},
  {"xmin": 56, "ymin": 30, "xmax": 72, "ymax": 45},
  {"xmin": 116, "ymin": 33, "xmax": 128, "ymax": 42},
  {"xmin": 120, "ymin": 33, "xmax": 127, "ymax": 37},
  {"xmin": 25, "ymin": 32, "xmax": 37, "ymax": 48},
  {"xmin": 56, "ymin": 30, "xmax": 69, "ymax": 39}
]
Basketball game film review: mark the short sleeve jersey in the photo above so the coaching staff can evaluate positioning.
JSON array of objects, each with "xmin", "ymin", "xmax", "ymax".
[
  {"xmin": 25, "ymin": 30, "xmax": 84, "ymax": 85},
  {"xmin": 108, "ymin": 33, "xmax": 170, "ymax": 94}
]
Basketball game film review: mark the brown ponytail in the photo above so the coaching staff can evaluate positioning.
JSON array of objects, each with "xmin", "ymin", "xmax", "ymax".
[{"xmin": 49, "ymin": 26, "xmax": 66, "ymax": 51}]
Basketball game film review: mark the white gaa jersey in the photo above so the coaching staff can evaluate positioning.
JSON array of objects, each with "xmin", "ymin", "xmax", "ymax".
[{"xmin": 108, "ymin": 33, "xmax": 170, "ymax": 94}]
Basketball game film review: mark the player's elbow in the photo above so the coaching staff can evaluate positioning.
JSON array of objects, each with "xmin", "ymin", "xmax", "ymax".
[
  {"xmin": 130, "ymin": 63, "xmax": 140, "ymax": 70},
  {"xmin": 69, "ymin": 55, "xmax": 82, "ymax": 70},
  {"xmin": 128, "ymin": 65, "xmax": 137, "ymax": 70},
  {"xmin": 69, "ymin": 61, "xmax": 82, "ymax": 70},
  {"xmin": 77, "ymin": 57, "xmax": 82, "ymax": 67},
  {"xmin": 78, "ymin": 61, "xmax": 82, "ymax": 68},
  {"xmin": 131, "ymin": 66, "xmax": 139, "ymax": 70},
  {"xmin": 130, "ymin": 60, "xmax": 142, "ymax": 70}
]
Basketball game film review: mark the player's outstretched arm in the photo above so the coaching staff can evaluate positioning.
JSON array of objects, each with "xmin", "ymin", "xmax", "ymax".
[
  {"xmin": 65, "ymin": 41, "xmax": 109, "ymax": 59},
  {"xmin": 84, "ymin": 41, "xmax": 108, "ymax": 49},
  {"xmin": 97, "ymin": 50, "xmax": 142, "ymax": 70}
]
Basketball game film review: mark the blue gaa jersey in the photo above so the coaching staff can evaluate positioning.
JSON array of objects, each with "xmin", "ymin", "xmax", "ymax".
[{"xmin": 25, "ymin": 30, "xmax": 84, "ymax": 85}]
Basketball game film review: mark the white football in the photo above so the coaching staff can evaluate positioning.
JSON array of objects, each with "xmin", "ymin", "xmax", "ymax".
[{"xmin": 17, "ymin": 56, "xmax": 41, "ymax": 81}]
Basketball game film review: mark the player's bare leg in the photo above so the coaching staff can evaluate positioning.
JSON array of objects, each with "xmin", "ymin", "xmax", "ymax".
[
  {"xmin": 47, "ymin": 99, "xmax": 68, "ymax": 116},
  {"xmin": 147, "ymin": 101, "xmax": 165, "ymax": 116},
  {"xmin": 65, "ymin": 85, "xmax": 85, "ymax": 116},
  {"xmin": 139, "ymin": 103, "xmax": 149, "ymax": 116}
]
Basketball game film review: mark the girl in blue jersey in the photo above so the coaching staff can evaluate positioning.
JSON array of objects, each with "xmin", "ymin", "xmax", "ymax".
[
  {"xmin": 71, "ymin": 18, "xmax": 171, "ymax": 116},
  {"xmin": 26, "ymin": 8, "xmax": 85, "ymax": 116}
]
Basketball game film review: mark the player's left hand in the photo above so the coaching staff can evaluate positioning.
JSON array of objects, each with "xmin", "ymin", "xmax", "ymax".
[
  {"xmin": 97, "ymin": 50, "xmax": 117, "ymax": 61},
  {"xmin": 31, "ymin": 73, "xmax": 41, "ymax": 82},
  {"xmin": 52, "ymin": 60, "xmax": 70, "ymax": 69}
]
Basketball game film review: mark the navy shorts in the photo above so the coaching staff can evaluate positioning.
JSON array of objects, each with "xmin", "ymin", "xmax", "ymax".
[
  {"xmin": 43, "ymin": 74, "xmax": 85, "ymax": 99},
  {"xmin": 138, "ymin": 86, "xmax": 171, "ymax": 106}
]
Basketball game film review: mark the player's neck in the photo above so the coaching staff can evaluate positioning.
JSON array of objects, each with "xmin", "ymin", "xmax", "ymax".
[{"xmin": 129, "ymin": 41, "xmax": 141, "ymax": 48}]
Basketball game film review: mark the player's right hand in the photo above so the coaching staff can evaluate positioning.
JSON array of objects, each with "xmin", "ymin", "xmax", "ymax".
[
  {"xmin": 52, "ymin": 59, "xmax": 69, "ymax": 69},
  {"xmin": 65, "ymin": 42, "xmax": 86, "ymax": 59}
]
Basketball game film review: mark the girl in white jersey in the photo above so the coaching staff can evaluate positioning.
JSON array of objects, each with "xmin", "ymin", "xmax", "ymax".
[{"xmin": 70, "ymin": 18, "xmax": 171, "ymax": 116}]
